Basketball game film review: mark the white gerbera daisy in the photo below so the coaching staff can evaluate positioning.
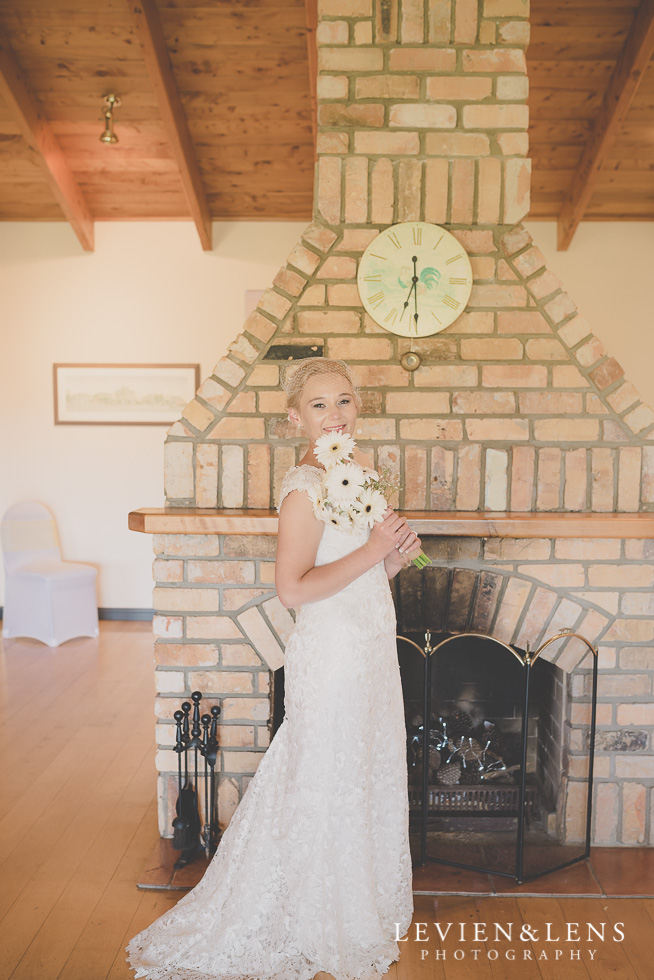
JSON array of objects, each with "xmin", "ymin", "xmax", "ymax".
[
  {"xmin": 324, "ymin": 509, "xmax": 351, "ymax": 531},
  {"xmin": 347, "ymin": 506, "xmax": 368, "ymax": 532},
  {"xmin": 353, "ymin": 486, "xmax": 387, "ymax": 528},
  {"xmin": 324, "ymin": 461, "xmax": 366, "ymax": 506},
  {"xmin": 312, "ymin": 489, "xmax": 330, "ymax": 522},
  {"xmin": 313, "ymin": 431, "xmax": 356, "ymax": 469}
]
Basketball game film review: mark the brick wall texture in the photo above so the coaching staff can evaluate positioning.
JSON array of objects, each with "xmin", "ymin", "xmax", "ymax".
[{"xmin": 151, "ymin": 0, "xmax": 654, "ymax": 845}]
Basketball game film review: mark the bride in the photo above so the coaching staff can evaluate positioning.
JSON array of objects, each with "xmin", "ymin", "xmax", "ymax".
[{"xmin": 126, "ymin": 356, "xmax": 422, "ymax": 980}]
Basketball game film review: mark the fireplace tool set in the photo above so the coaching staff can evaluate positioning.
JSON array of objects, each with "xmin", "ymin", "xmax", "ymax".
[{"xmin": 172, "ymin": 691, "xmax": 222, "ymax": 868}]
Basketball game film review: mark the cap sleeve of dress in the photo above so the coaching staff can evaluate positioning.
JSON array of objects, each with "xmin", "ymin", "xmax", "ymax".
[{"xmin": 276, "ymin": 466, "xmax": 323, "ymax": 513}]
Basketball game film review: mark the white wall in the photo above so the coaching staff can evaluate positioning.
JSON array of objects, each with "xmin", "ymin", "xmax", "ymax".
[
  {"xmin": 524, "ymin": 221, "xmax": 654, "ymax": 410},
  {"xmin": 0, "ymin": 221, "xmax": 305, "ymax": 610},
  {"xmin": 0, "ymin": 219, "xmax": 652, "ymax": 610}
]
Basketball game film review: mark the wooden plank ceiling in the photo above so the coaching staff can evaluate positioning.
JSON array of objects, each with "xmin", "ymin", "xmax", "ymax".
[
  {"xmin": 528, "ymin": 0, "xmax": 654, "ymax": 223},
  {"xmin": 0, "ymin": 0, "xmax": 651, "ymax": 240},
  {"xmin": 0, "ymin": 0, "xmax": 315, "ymax": 226}
]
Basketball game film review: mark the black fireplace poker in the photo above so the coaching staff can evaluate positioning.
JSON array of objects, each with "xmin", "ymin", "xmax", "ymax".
[{"xmin": 171, "ymin": 691, "xmax": 222, "ymax": 868}]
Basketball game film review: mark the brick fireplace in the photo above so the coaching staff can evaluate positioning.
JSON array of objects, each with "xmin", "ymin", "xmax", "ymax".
[{"xmin": 129, "ymin": 0, "xmax": 654, "ymax": 848}]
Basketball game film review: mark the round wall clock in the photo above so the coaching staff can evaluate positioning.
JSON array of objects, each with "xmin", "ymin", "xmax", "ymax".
[{"xmin": 357, "ymin": 221, "xmax": 473, "ymax": 338}]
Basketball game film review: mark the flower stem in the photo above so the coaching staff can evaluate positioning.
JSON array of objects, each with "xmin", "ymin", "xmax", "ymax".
[{"xmin": 410, "ymin": 550, "xmax": 431, "ymax": 569}]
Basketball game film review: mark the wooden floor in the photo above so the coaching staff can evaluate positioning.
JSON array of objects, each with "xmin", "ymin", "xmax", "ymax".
[{"xmin": 0, "ymin": 621, "xmax": 653, "ymax": 980}]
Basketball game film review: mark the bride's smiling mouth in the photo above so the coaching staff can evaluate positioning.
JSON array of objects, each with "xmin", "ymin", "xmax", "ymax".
[{"xmin": 323, "ymin": 424, "xmax": 347, "ymax": 434}]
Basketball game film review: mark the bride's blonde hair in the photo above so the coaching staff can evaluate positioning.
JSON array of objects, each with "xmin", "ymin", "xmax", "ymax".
[{"xmin": 281, "ymin": 357, "xmax": 362, "ymax": 413}]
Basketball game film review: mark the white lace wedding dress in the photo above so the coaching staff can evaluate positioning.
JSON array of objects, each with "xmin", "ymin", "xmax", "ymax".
[{"xmin": 126, "ymin": 463, "xmax": 414, "ymax": 980}]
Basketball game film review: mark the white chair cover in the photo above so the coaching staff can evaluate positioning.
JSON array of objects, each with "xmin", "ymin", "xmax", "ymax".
[{"xmin": 1, "ymin": 500, "xmax": 99, "ymax": 646}]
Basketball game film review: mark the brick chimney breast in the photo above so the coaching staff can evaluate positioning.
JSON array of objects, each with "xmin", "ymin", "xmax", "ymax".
[
  {"xmin": 315, "ymin": 0, "xmax": 530, "ymax": 229},
  {"xmin": 150, "ymin": 0, "xmax": 654, "ymax": 845},
  {"xmin": 163, "ymin": 0, "xmax": 654, "ymax": 515}
]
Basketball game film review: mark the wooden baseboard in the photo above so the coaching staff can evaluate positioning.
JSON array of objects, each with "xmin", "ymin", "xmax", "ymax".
[
  {"xmin": 0, "ymin": 606, "xmax": 154, "ymax": 621},
  {"xmin": 98, "ymin": 607, "xmax": 154, "ymax": 620}
]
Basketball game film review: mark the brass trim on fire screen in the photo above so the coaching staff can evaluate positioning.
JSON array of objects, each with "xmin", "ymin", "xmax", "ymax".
[
  {"xmin": 398, "ymin": 628, "xmax": 598, "ymax": 667},
  {"xmin": 396, "ymin": 635, "xmax": 427, "ymax": 658},
  {"xmin": 528, "ymin": 627, "xmax": 598, "ymax": 666}
]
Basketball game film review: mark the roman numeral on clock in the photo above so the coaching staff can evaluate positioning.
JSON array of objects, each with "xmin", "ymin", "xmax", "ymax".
[
  {"xmin": 448, "ymin": 277, "xmax": 467, "ymax": 285},
  {"xmin": 387, "ymin": 232, "xmax": 401, "ymax": 249},
  {"xmin": 368, "ymin": 291, "xmax": 385, "ymax": 309},
  {"xmin": 442, "ymin": 295, "xmax": 460, "ymax": 310},
  {"xmin": 445, "ymin": 253, "xmax": 464, "ymax": 265},
  {"xmin": 412, "ymin": 227, "xmax": 422, "ymax": 246},
  {"xmin": 384, "ymin": 307, "xmax": 399, "ymax": 326},
  {"xmin": 363, "ymin": 275, "xmax": 381, "ymax": 282}
]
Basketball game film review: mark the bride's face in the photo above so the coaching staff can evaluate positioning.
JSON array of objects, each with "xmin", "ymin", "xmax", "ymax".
[{"xmin": 290, "ymin": 373, "xmax": 358, "ymax": 446}]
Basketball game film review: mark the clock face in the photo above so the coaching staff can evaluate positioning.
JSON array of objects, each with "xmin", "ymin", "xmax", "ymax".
[{"xmin": 357, "ymin": 221, "xmax": 473, "ymax": 338}]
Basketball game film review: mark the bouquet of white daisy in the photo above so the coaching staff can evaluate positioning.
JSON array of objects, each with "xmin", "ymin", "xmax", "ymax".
[{"xmin": 310, "ymin": 432, "xmax": 431, "ymax": 570}]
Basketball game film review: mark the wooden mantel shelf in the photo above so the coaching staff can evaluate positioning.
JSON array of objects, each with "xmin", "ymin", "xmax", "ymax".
[{"xmin": 128, "ymin": 508, "xmax": 654, "ymax": 538}]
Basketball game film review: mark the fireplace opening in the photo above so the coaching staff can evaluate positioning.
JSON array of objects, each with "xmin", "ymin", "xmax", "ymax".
[
  {"xmin": 269, "ymin": 560, "xmax": 597, "ymax": 884},
  {"xmin": 398, "ymin": 629, "xmax": 597, "ymax": 883}
]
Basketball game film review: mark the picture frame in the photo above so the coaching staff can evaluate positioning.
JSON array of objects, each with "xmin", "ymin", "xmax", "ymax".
[{"xmin": 53, "ymin": 363, "xmax": 201, "ymax": 425}]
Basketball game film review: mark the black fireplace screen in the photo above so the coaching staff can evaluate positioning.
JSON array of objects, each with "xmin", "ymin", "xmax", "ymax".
[{"xmin": 398, "ymin": 629, "xmax": 598, "ymax": 884}]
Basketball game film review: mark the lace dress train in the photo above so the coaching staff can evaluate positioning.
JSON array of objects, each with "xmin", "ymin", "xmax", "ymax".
[{"xmin": 126, "ymin": 464, "xmax": 414, "ymax": 980}]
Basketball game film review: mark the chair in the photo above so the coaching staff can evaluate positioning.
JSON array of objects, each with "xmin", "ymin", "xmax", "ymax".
[{"xmin": 1, "ymin": 500, "xmax": 99, "ymax": 646}]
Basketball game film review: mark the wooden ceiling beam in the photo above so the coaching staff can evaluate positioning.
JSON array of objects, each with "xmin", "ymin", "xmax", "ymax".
[
  {"xmin": 557, "ymin": 0, "xmax": 654, "ymax": 250},
  {"xmin": 0, "ymin": 36, "xmax": 94, "ymax": 251},
  {"xmin": 127, "ymin": 0, "xmax": 212, "ymax": 250},
  {"xmin": 305, "ymin": 0, "xmax": 318, "ymax": 158}
]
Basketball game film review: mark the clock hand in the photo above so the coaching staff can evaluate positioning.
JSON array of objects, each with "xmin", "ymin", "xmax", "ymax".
[
  {"xmin": 400, "ymin": 280, "xmax": 415, "ymax": 320},
  {"xmin": 401, "ymin": 256, "xmax": 420, "ymax": 323},
  {"xmin": 412, "ymin": 255, "xmax": 419, "ymax": 334}
]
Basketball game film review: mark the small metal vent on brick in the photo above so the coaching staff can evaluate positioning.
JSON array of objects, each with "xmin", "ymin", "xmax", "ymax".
[{"xmin": 263, "ymin": 344, "xmax": 324, "ymax": 361}]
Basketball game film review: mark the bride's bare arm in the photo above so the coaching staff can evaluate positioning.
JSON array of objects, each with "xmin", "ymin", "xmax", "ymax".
[{"xmin": 275, "ymin": 490, "xmax": 405, "ymax": 609}]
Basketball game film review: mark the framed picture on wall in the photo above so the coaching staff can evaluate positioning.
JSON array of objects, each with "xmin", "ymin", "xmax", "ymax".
[{"xmin": 53, "ymin": 363, "xmax": 201, "ymax": 425}]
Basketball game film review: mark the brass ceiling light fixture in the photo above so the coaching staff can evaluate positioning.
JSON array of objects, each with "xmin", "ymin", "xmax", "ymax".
[{"xmin": 99, "ymin": 94, "xmax": 121, "ymax": 144}]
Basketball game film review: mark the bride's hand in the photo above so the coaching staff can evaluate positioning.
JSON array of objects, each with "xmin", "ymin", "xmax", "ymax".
[
  {"xmin": 398, "ymin": 529, "xmax": 422, "ymax": 563},
  {"xmin": 385, "ymin": 508, "xmax": 421, "ymax": 560},
  {"xmin": 366, "ymin": 507, "xmax": 414, "ymax": 562}
]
